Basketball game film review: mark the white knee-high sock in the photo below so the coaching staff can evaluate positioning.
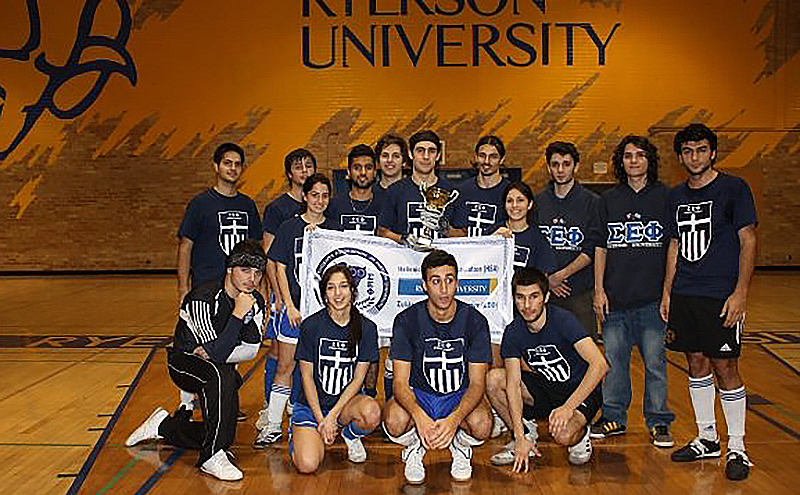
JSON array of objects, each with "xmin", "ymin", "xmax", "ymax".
[
  {"xmin": 689, "ymin": 374, "xmax": 717, "ymax": 441},
  {"xmin": 720, "ymin": 386, "xmax": 746, "ymax": 452},
  {"xmin": 266, "ymin": 383, "xmax": 291, "ymax": 430}
]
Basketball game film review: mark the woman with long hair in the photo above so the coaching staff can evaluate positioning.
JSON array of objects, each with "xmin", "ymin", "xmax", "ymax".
[
  {"xmin": 494, "ymin": 181, "xmax": 555, "ymax": 273},
  {"xmin": 291, "ymin": 264, "xmax": 380, "ymax": 472},
  {"xmin": 256, "ymin": 173, "xmax": 341, "ymax": 447}
]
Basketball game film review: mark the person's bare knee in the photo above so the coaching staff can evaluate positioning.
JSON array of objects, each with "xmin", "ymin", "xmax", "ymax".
[
  {"xmin": 357, "ymin": 398, "xmax": 381, "ymax": 430},
  {"xmin": 293, "ymin": 444, "xmax": 323, "ymax": 473},
  {"xmin": 383, "ymin": 400, "xmax": 412, "ymax": 437},
  {"xmin": 711, "ymin": 358, "xmax": 742, "ymax": 389},
  {"xmin": 687, "ymin": 352, "xmax": 712, "ymax": 377},
  {"xmin": 463, "ymin": 404, "xmax": 492, "ymax": 440}
]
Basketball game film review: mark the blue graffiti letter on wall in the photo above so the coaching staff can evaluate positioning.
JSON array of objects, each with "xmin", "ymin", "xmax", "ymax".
[{"xmin": 0, "ymin": 0, "xmax": 137, "ymax": 160}]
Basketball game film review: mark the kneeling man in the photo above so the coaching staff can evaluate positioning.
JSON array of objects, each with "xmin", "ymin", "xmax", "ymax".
[
  {"xmin": 487, "ymin": 267, "xmax": 607, "ymax": 471},
  {"xmin": 125, "ymin": 240, "xmax": 267, "ymax": 481},
  {"xmin": 383, "ymin": 250, "xmax": 492, "ymax": 484}
]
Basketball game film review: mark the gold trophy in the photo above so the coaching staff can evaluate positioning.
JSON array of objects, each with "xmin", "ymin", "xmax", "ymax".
[{"xmin": 413, "ymin": 182, "xmax": 459, "ymax": 250}]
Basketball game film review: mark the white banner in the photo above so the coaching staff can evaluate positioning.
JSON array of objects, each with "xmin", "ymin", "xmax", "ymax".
[{"xmin": 300, "ymin": 229, "xmax": 515, "ymax": 342}]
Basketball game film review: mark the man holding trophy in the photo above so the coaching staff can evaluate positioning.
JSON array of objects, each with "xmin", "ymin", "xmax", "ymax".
[{"xmin": 378, "ymin": 130, "xmax": 462, "ymax": 250}]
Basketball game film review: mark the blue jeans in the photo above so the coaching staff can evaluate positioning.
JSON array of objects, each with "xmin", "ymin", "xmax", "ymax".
[{"xmin": 601, "ymin": 301, "xmax": 674, "ymax": 427}]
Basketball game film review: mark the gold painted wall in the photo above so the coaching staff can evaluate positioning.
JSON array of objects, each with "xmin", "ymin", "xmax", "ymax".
[{"xmin": 1, "ymin": 0, "xmax": 798, "ymax": 269}]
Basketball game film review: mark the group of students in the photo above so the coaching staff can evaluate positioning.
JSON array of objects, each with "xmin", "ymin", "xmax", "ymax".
[{"xmin": 124, "ymin": 122, "xmax": 757, "ymax": 484}]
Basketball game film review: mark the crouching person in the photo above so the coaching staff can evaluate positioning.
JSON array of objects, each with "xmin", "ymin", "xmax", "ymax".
[
  {"xmin": 125, "ymin": 240, "xmax": 267, "ymax": 481},
  {"xmin": 487, "ymin": 267, "xmax": 608, "ymax": 471},
  {"xmin": 382, "ymin": 250, "xmax": 492, "ymax": 484},
  {"xmin": 291, "ymin": 264, "xmax": 381, "ymax": 473}
]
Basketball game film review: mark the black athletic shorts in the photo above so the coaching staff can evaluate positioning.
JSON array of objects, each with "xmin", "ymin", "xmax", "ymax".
[
  {"xmin": 520, "ymin": 371, "xmax": 602, "ymax": 423},
  {"xmin": 666, "ymin": 293, "xmax": 743, "ymax": 359}
]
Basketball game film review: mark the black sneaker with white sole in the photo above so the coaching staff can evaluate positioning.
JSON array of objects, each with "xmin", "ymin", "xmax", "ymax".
[
  {"xmin": 670, "ymin": 437, "xmax": 721, "ymax": 462},
  {"xmin": 589, "ymin": 418, "xmax": 626, "ymax": 439},
  {"xmin": 725, "ymin": 450, "xmax": 751, "ymax": 481}
]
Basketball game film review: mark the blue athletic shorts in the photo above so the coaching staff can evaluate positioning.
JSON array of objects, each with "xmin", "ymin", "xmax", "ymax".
[
  {"xmin": 413, "ymin": 388, "xmax": 466, "ymax": 420},
  {"xmin": 275, "ymin": 307, "xmax": 299, "ymax": 344},
  {"xmin": 291, "ymin": 401, "xmax": 328, "ymax": 428}
]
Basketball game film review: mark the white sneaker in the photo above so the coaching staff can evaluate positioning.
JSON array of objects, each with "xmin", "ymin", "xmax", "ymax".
[
  {"xmin": 491, "ymin": 414, "xmax": 508, "ymax": 438},
  {"xmin": 490, "ymin": 439, "xmax": 538, "ymax": 466},
  {"xmin": 401, "ymin": 437, "xmax": 426, "ymax": 484},
  {"xmin": 255, "ymin": 408, "xmax": 270, "ymax": 431},
  {"xmin": 253, "ymin": 426, "xmax": 282, "ymax": 448},
  {"xmin": 343, "ymin": 435, "xmax": 367, "ymax": 463},
  {"xmin": 568, "ymin": 428, "xmax": 593, "ymax": 465},
  {"xmin": 201, "ymin": 449, "xmax": 243, "ymax": 481},
  {"xmin": 449, "ymin": 431, "xmax": 473, "ymax": 481},
  {"xmin": 523, "ymin": 419, "xmax": 539, "ymax": 443},
  {"xmin": 125, "ymin": 408, "xmax": 168, "ymax": 447}
]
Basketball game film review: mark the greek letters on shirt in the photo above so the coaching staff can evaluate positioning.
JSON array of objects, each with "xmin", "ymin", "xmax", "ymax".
[
  {"xmin": 606, "ymin": 212, "xmax": 664, "ymax": 249},
  {"xmin": 540, "ymin": 219, "xmax": 585, "ymax": 252}
]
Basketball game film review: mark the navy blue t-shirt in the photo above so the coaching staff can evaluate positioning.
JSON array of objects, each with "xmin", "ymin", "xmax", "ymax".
[
  {"xmin": 668, "ymin": 173, "xmax": 757, "ymax": 299},
  {"xmin": 599, "ymin": 182, "xmax": 670, "ymax": 310},
  {"xmin": 513, "ymin": 226, "xmax": 556, "ymax": 273},
  {"xmin": 262, "ymin": 193, "xmax": 302, "ymax": 236},
  {"xmin": 453, "ymin": 177, "xmax": 510, "ymax": 236},
  {"xmin": 267, "ymin": 216, "xmax": 341, "ymax": 308},
  {"xmin": 379, "ymin": 176, "xmax": 458, "ymax": 237},
  {"xmin": 390, "ymin": 300, "xmax": 491, "ymax": 396},
  {"xmin": 535, "ymin": 183, "xmax": 600, "ymax": 294},
  {"xmin": 178, "ymin": 188, "xmax": 263, "ymax": 286},
  {"xmin": 500, "ymin": 305, "xmax": 589, "ymax": 390},
  {"xmin": 295, "ymin": 309, "xmax": 379, "ymax": 410},
  {"xmin": 327, "ymin": 191, "xmax": 383, "ymax": 235}
]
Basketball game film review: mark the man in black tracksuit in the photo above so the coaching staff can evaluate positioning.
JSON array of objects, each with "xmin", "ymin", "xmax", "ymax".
[
  {"xmin": 125, "ymin": 240, "xmax": 267, "ymax": 481},
  {"xmin": 535, "ymin": 141, "xmax": 600, "ymax": 338}
]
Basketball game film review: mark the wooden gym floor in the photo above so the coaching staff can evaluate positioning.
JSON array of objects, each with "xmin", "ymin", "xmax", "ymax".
[{"xmin": 2, "ymin": 271, "xmax": 799, "ymax": 495}]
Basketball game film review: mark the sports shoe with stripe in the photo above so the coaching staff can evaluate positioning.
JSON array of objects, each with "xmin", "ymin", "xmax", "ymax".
[
  {"xmin": 253, "ymin": 427, "xmax": 282, "ymax": 448},
  {"xmin": 649, "ymin": 424, "xmax": 674, "ymax": 448},
  {"xmin": 568, "ymin": 427, "xmax": 593, "ymax": 465},
  {"xmin": 125, "ymin": 408, "xmax": 168, "ymax": 447},
  {"xmin": 343, "ymin": 435, "xmax": 367, "ymax": 463},
  {"xmin": 402, "ymin": 437, "xmax": 426, "ymax": 484},
  {"xmin": 589, "ymin": 417, "xmax": 626, "ymax": 439},
  {"xmin": 725, "ymin": 450, "xmax": 752, "ymax": 481},
  {"xmin": 670, "ymin": 437, "xmax": 721, "ymax": 462},
  {"xmin": 200, "ymin": 449, "xmax": 243, "ymax": 481},
  {"xmin": 490, "ymin": 419, "xmax": 538, "ymax": 466},
  {"xmin": 449, "ymin": 431, "xmax": 474, "ymax": 481}
]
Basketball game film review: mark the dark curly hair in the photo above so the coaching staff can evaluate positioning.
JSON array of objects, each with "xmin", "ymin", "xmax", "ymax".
[{"xmin": 612, "ymin": 135, "xmax": 659, "ymax": 184}]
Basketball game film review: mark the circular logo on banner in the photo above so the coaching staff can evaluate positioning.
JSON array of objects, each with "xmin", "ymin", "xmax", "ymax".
[{"xmin": 315, "ymin": 247, "xmax": 391, "ymax": 316}]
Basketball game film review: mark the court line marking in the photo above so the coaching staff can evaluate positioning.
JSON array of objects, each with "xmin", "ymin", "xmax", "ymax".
[
  {"xmin": 65, "ymin": 346, "xmax": 157, "ymax": 495},
  {"xmin": 759, "ymin": 344, "xmax": 800, "ymax": 377},
  {"xmin": 92, "ymin": 352, "xmax": 267, "ymax": 495},
  {"xmin": 666, "ymin": 357, "xmax": 800, "ymax": 441}
]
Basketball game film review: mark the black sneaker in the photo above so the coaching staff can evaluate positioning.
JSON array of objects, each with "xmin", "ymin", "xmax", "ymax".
[
  {"xmin": 671, "ymin": 437, "xmax": 721, "ymax": 462},
  {"xmin": 237, "ymin": 410, "xmax": 247, "ymax": 422},
  {"xmin": 649, "ymin": 424, "xmax": 674, "ymax": 448},
  {"xmin": 589, "ymin": 418, "xmax": 626, "ymax": 439},
  {"xmin": 725, "ymin": 450, "xmax": 751, "ymax": 481}
]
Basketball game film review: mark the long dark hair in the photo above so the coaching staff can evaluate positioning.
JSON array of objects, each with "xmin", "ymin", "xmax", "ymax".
[
  {"xmin": 319, "ymin": 264, "xmax": 362, "ymax": 353},
  {"xmin": 502, "ymin": 181, "xmax": 536, "ymax": 226},
  {"xmin": 612, "ymin": 135, "xmax": 659, "ymax": 184}
]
